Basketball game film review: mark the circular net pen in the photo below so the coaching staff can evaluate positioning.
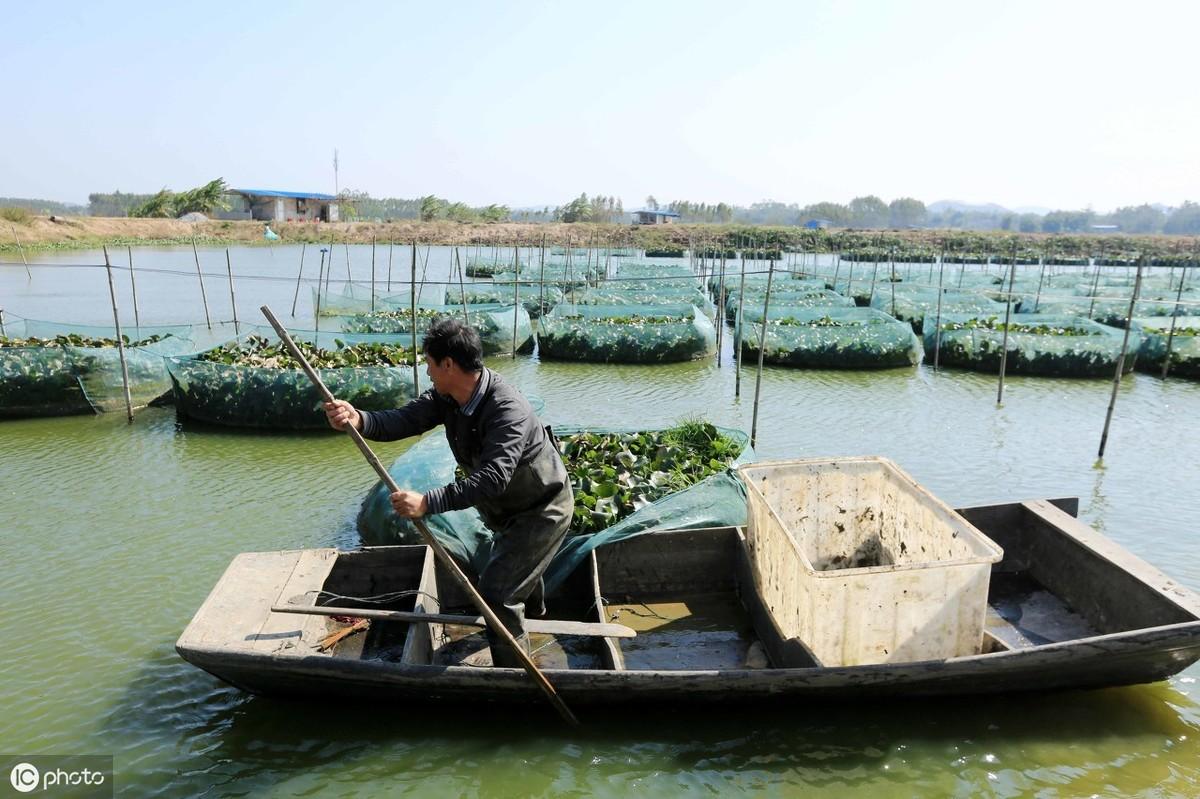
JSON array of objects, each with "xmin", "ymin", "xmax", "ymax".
[
  {"xmin": 459, "ymin": 282, "xmax": 563, "ymax": 318},
  {"xmin": 615, "ymin": 263, "xmax": 697, "ymax": 279},
  {"xmin": 1028, "ymin": 293, "xmax": 1195, "ymax": 326},
  {"xmin": 0, "ymin": 317, "xmax": 194, "ymax": 418},
  {"xmin": 736, "ymin": 306, "xmax": 921, "ymax": 369},
  {"xmin": 923, "ymin": 313, "xmax": 1141, "ymax": 378},
  {"xmin": 869, "ymin": 286, "xmax": 1008, "ymax": 335},
  {"xmin": 464, "ymin": 257, "xmax": 524, "ymax": 278},
  {"xmin": 166, "ymin": 331, "xmax": 419, "ymax": 430},
  {"xmin": 336, "ymin": 304, "xmax": 534, "ymax": 355},
  {"xmin": 724, "ymin": 287, "xmax": 855, "ymax": 321},
  {"xmin": 313, "ymin": 282, "xmax": 447, "ymax": 317},
  {"xmin": 537, "ymin": 304, "xmax": 717, "ymax": 364},
  {"xmin": 1132, "ymin": 316, "xmax": 1200, "ymax": 378},
  {"xmin": 576, "ymin": 281, "xmax": 714, "ymax": 317}
]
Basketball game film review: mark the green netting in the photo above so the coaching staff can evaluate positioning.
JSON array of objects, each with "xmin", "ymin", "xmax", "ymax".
[
  {"xmin": 464, "ymin": 258, "xmax": 524, "ymax": 278},
  {"xmin": 0, "ymin": 318, "xmax": 194, "ymax": 418},
  {"xmin": 869, "ymin": 286, "xmax": 1008, "ymax": 334},
  {"xmin": 1133, "ymin": 316, "xmax": 1200, "ymax": 378},
  {"xmin": 576, "ymin": 285, "xmax": 715, "ymax": 317},
  {"xmin": 166, "ymin": 332, "xmax": 419, "ymax": 429},
  {"xmin": 736, "ymin": 306, "xmax": 921, "ymax": 369},
  {"xmin": 356, "ymin": 424, "xmax": 753, "ymax": 594},
  {"xmin": 615, "ymin": 263, "xmax": 696, "ymax": 279},
  {"xmin": 313, "ymin": 283, "xmax": 447, "ymax": 316},
  {"xmin": 1030, "ymin": 295, "xmax": 1193, "ymax": 326},
  {"xmin": 724, "ymin": 288, "xmax": 854, "ymax": 320},
  {"xmin": 537, "ymin": 304, "xmax": 716, "ymax": 363},
  {"xmin": 924, "ymin": 313, "xmax": 1140, "ymax": 377},
  {"xmin": 336, "ymin": 303, "xmax": 534, "ymax": 355},
  {"xmin": 496, "ymin": 264, "xmax": 600, "ymax": 288},
  {"xmin": 459, "ymin": 283, "xmax": 563, "ymax": 318}
]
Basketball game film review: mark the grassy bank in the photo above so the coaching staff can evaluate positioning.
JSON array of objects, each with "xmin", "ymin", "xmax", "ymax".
[{"xmin": 2, "ymin": 215, "xmax": 1198, "ymax": 260}]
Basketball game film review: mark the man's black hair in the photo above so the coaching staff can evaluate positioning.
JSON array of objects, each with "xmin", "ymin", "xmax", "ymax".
[{"xmin": 422, "ymin": 316, "xmax": 483, "ymax": 371}]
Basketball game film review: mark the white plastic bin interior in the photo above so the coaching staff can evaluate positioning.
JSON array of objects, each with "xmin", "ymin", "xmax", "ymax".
[{"xmin": 738, "ymin": 457, "xmax": 1003, "ymax": 667}]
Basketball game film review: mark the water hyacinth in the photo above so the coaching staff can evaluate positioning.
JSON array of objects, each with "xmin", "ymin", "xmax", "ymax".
[
  {"xmin": 925, "ymin": 313, "xmax": 1140, "ymax": 377},
  {"xmin": 197, "ymin": 334, "xmax": 417, "ymax": 369}
]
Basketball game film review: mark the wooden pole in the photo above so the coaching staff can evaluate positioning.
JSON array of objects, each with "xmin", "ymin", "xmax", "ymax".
[
  {"xmin": 455, "ymin": 247, "xmax": 469, "ymax": 324},
  {"xmin": 716, "ymin": 254, "xmax": 727, "ymax": 365},
  {"xmin": 750, "ymin": 261, "xmax": 775, "ymax": 448},
  {"xmin": 1087, "ymin": 256, "xmax": 1103, "ymax": 319},
  {"xmin": 290, "ymin": 242, "xmax": 307, "ymax": 317},
  {"xmin": 258, "ymin": 305, "xmax": 579, "ymax": 728},
  {"xmin": 387, "ymin": 240, "xmax": 394, "ymax": 292},
  {"xmin": 1098, "ymin": 262, "xmax": 1144, "ymax": 459},
  {"xmin": 9, "ymin": 225, "xmax": 31, "ymax": 279},
  {"xmin": 995, "ymin": 249, "xmax": 1018, "ymax": 406},
  {"xmin": 126, "ymin": 246, "xmax": 141, "ymax": 332},
  {"xmin": 1160, "ymin": 264, "xmax": 1188, "ymax": 380},
  {"xmin": 370, "ymin": 235, "xmax": 376, "ymax": 313},
  {"xmin": 345, "ymin": 241, "xmax": 352, "ymax": 283},
  {"xmin": 225, "ymin": 249, "xmax": 240, "ymax": 335},
  {"xmin": 1032, "ymin": 250, "xmax": 1047, "ymax": 313},
  {"xmin": 324, "ymin": 238, "xmax": 335, "ymax": 299},
  {"xmin": 512, "ymin": 244, "xmax": 520, "ymax": 358},
  {"xmin": 410, "ymin": 242, "xmax": 420, "ymax": 395},
  {"xmin": 933, "ymin": 248, "xmax": 946, "ymax": 370},
  {"xmin": 0, "ymin": 308, "xmax": 6, "ymax": 338},
  {"xmin": 539, "ymin": 234, "xmax": 546, "ymax": 316},
  {"xmin": 102, "ymin": 246, "xmax": 134, "ymax": 422},
  {"xmin": 314, "ymin": 250, "xmax": 326, "ymax": 332},
  {"xmin": 735, "ymin": 252, "xmax": 747, "ymax": 397},
  {"xmin": 191, "ymin": 238, "xmax": 212, "ymax": 329}
]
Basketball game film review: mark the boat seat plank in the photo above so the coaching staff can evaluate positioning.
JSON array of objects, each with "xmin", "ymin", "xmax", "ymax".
[
  {"xmin": 250, "ymin": 548, "xmax": 339, "ymax": 654},
  {"xmin": 181, "ymin": 550, "xmax": 302, "ymax": 649}
]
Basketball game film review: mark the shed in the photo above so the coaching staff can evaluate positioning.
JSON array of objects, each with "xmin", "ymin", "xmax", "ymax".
[
  {"xmin": 632, "ymin": 209, "xmax": 681, "ymax": 225},
  {"xmin": 222, "ymin": 189, "xmax": 340, "ymax": 223},
  {"xmin": 804, "ymin": 218, "xmax": 833, "ymax": 229}
]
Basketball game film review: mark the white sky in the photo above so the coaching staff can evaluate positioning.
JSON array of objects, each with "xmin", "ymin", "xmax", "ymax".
[{"xmin": 2, "ymin": 0, "xmax": 1197, "ymax": 212}]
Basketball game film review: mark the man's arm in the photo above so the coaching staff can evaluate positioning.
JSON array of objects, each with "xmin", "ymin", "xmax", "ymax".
[{"xmin": 324, "ymin": 390, "xmax": 444, "ymax": 442}]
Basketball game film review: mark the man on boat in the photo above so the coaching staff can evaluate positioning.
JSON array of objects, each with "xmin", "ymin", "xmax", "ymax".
[{"xmin": 323, "ymin": 317, "xmax": 574, "ymax": 667}]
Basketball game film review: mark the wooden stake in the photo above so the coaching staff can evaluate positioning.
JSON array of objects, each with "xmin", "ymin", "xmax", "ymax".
[
  {"xmin": 291, "ymin": 243, "xmax": 307, "ymax": 317},
  {"xmin": 735, "ymin": 252, "xmax": 747, "ymax": 397},
  {"xmin": 1098, "ymin": 262, "xmax": 1144, "ymax": 459},
  {"xmin": 455, "ymin": 247, "xmax": 469, "ymax": 324},
  {"xmin": 750, "ymin": 261, "xmax": 775, "ymax": 448},
  {"xmin": 1161, "ymin": 264, "xmax": 1188, "ymax": 379},
  {"xmin": 9, "ymin": 225, "xmax": 31, "ymax": 279},
  {"xmin": 996, "ymin": 249, "xmax": 1018, "ymax": 406},
  {"xmin": 102, "ymin": 246, "xmax": 134, "ymax": 422},
  {"xmin": 225, "ymin": 249, "xmax": 239, "ymax": 335},
  {"xmin": 932, "ymin": 247, "xmax": 946, "ymax": 370},
  {"xmin": 258, "ymin": 305, "xmax": 579, "ymax": 728},
  {"xmin": 126, "ymin": 246, "xmax": 140, "ymax": 331},
  {"xmin": 370, "ymin": 234, "xmax": 376, "ymax": 313},
  {"xmin": 191, "ymin": 238, "xmax": 212, "ymax": 329},
  {"xmin": 410, "ymin": 242, "xmax": 419, "ymax": 395},
  {"xmin": 387, "ymin": 240, "xmax": 394, "ymax": 292},
  {"xmin": 314, "ymin": 250, "xmax": 326, "ymax": 332},
  {"xmin": 0, "ymin": 308, "xmax": 5, "ymax": 337},
  {"xmin": 512, "ymin": 244, "xmax": 520, "ymax": 358}
]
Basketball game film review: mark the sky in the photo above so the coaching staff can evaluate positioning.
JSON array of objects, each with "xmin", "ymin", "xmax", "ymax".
[{"xmin": 3, "ymin": 0, "xmax": 1198, "ymax": 213}]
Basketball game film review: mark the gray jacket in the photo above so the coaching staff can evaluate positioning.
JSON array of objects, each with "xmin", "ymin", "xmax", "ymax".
[{"xmin": 360, "ymin": 368, "xmax": 570, "ymax": 527}]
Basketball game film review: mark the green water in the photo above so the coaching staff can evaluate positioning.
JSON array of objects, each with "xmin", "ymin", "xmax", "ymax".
[{"xmin": 2, "ymin": 247, "xmax": 1199, "ymax": 797}]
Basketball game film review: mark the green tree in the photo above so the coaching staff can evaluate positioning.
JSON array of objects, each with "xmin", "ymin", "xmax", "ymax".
[
  {"xmin": 848, "ymin": 196, "xmax": 888, "ymax": 228},
  {"xmin": 1103, "ymin": 204, "xmax": 1165, "ymax": 233},
  {"xmin": 888, "ymin": 197, "xmax": 927, "ymax": 228},
  {"xmin": 419, "ymin": 195, "xmax": 447, "ymax": 221},
  {"xmin": 1164, "ymin": 201, "xmax": 1200, "ymax": 234}
]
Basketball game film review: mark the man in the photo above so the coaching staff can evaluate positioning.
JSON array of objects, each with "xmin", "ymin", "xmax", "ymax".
[{"xmin": 324, "ymin": 317, "xmax": 574, "ymax": 667}]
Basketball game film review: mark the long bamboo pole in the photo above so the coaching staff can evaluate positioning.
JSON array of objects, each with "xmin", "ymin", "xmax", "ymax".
[
  {"xmin": 996, "ymin": 249, "xmax": 1018, "ymax": 406},
  {"xmin": 102, "ymin": 246, "xmax": 134, "ymax": 422},
  {"xmin": 291, "ymin": 243, "xmax": 307, "ymax": 317},
  {"xmin": 735, "ymin": 252, "xmax": 747, "ymax": 397},
  {"xmin": 410, "ymin": 242, "xmax": 420, "ymax": 395},
  {"xmin": 932, "ymin": 248, "xmax": 946, "ymax": 370},
  {"xmin": 0, "ymin": 308, "xmax": 6, "ymax": 338},
  {"xmin": 370, "ymin": 235, "xmax": 376, "ymax": 313},
  {"xmin": 314, "ymin": 250, "xmax": 326, "ymax": 333},
  {"xmin": 455, "ymin": 247, "xmax": 469, "ymax": 324},
  {"xmin": 1161, "ymin": 265, "xmax": 1189, "ymax": 379},
  {"xmin": 225, "ymin": 249, "xmax": 240, "ymax": 335},
  {"xmin": 9, "ymin": 225, "xmax": 31, "ymax": 279},
  {"xmin": 126, "ymin": 246, "xmax": 141, "ymax": 332},
  {"xmin": 387, "ymin": 240, "xmax": 394, "ymax": 292},
  {"xmin": 1098, "ymin": 262, "xmax": 1144, "ymax": 459},
  {"xmin": 750, "ymin": 261, "xmax": 775, "ymax": 448},
  {"xmin": 259, "ymin": 305, "xmax": 579, "ymax": 727},
  {"xmin": 191, "ymin": 238, "xmax": 212, "ymax": 329},
  {"xmin": 512, "ymin": 244, "xmax": 520, "ymax": 358}
]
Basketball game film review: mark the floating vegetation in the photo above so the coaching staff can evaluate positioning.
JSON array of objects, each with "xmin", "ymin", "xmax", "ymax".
[
  {"xmin": 0, "ymin": 320, "xmax": 192, "ymax": 418},
  {"xmin": 197, "ymin": 335, "xmax": 417, "ymax": 368},
  {"xmin": 559, "ymin": 422, "xmax": 744, "ymax": 534},
  {"xmin": 1133, "ymin": 316, "xmax": 1200, "ymax": 378},
  {"xmin": 724, "ymin": 288, "xmax": 854, "ymax": 320},
  {"xmin": 538, "ymin": 304, "xmax": 716, "ymax": 363},
  {"xmin": 868, "ymin": 286, "xmax": 1008, "ymax": 335},
  {"xmin": 926, "ymin": 313, "xmax": 1139, "ymax": 377},
  {"xmin": 737, "ymin": 307, "xmax": 921, "ymax": 369},
  {"xmin": 644, "ymin": 247, "xmax": 686, "ymax": 258}
]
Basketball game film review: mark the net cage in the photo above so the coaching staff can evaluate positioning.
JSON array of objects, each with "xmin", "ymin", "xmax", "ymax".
[
  {"xmin": 615, "ymin": 263, "xmax": 697, "ymax": 280},
  {"xmin": 166, "ymin": 330, "xmax": 420, "ymax": 429},
  {"xmin": 869, "ymin": 286, "xmax": 1009, "ymax": 334},
  {"xmin": 574, "ymin": 282, "xmax": 715, "ymax": 317},
  {"xmin": 0, "ymin": 316, "xmax": 194, "ymax": 418},
  {"xmin": 356, "ymin": 423, "xmax": 753, "ymax": 593},
  {"xmin": 537, "ymin": 303, "xmax": 717, "ymax": 363},
  {"xmin": 336, "ymin": 303, "xmax": 534, "ymax": 355},
  {"xmin": 313, "ymin": 283, "xmax": 448, "ymax": 317},
  {"xmin": 1132, "ymin": 316, "xmax": 1200, "ymax": 378},
  {"xmin": 723, "ymin": 288, "xmax": 855, "ymax": 321},
  {"xmin": 736, "ymin": 306, "xmax": 922, "ymax": 369},
  {"xmin": 924, "ymin": 313, "xmax": 1140, "ymax": 377},
  {"xmin": 464, "ymin": 257, "xmax": 525, "ymax": 278},
  {"xmin": 458, "ymin": 282, "xmax": 563, "ymax": 318},
  {"xmin": 1029, "ymin": 294, "xmax": 1195, "ymax": 326}
]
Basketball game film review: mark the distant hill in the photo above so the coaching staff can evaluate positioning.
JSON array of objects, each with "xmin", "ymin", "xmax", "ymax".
[
  {"xmin": 0, "ymin": 196, "xmax": 87, "ymax": 215},
  {"xmin": 929, "ymin": 200, "xmax": 1017, "ymax": 216}
]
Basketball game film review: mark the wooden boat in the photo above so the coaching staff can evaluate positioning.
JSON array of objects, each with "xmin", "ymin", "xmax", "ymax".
[{"xmin": 176, "ymin": 498, "xmax": 1200, "ymax": 704}]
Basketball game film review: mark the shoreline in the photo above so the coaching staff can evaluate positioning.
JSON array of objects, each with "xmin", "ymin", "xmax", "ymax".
[{"xmin": 2, "ymin": 215, "xmax": 1197, "ymax": 258}]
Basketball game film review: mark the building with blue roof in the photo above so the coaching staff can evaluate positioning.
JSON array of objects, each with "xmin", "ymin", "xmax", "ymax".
[
  {"xmin": 222, "ymin": 188, "xmax": 340, "ymax": 222},
  {"xmin": 632, "ymin": 208, "xmax": 680, "ymax": 225}
]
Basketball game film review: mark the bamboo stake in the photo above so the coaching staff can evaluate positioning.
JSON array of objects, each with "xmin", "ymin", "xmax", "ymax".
[
  {"xmin": 102, "ymin": 246, "xmax": 134, "ymax": 422},
  {"xmin": 1161, "ymin": 264, "xmax": 1188, "ymax": 380},
  {"xmin": 410, "ymin": 242, "xmax": 420, "ymax": 394},
  {"xmin": 191, "ymin": 238, "xmax": 212, "ymax": 329},
  {"xmin": 291, "ymin": 242, "xmax": 307, "ymax": 317},
  {"xmin": 1087, "ymin": 255, "xmax": 1103, "ymax": 319},
  {"xmin": 126, "ymin": 246, "xmax": 141, "ymax": 332},
  {"xmin": 716, "ymin": 254, "xmax": 727, "ymax": 365},
  {"xmin": 0, "ymin": 308, "xmax": 5, "ymax": 337},
  {"xmin": 9, "ymin": 225, "xmax": 31, "ymax": 279},
  {"xmin": 933, "ymin": 248, "xmax": 946, "ymax": 370},
  {"xmin": 735, "ymin": 252, "xmax": 747, "ymax": 397},
  {"xmin": 996, "ymin": 249, "xmax": 1018, "ymax": 406},
  {"xmin": 225, "ymin": 249, "xmax": 240, "ymax": 334},
  {"xmin": 258, "ymin": 305, "xmax": 579, "ymax": 728},
  {"xmin": 324, "ymin": 238, "xmax": 335, "ymax": 300},
  {"xmin": 538, "ymin": 234, "xmax": 546, "ymax": 316},
  {"xmin": 1098, "ymin": 262, "xmax": 1144, "ymax": 459},
  {"xmin": 750, "ymin": 260, "xmax": 775, "ymax": 448},
  {"xmin": 512, "ymin": 244, "xmax": 520, "ymax": 358},
  {"xmin": 1032, "ymin": 249, "xmax": 1047, "ymax": 313},
  {"xmin": 387, "ymin": 240, "xmax": 394, "ymax": 292},
  {"xmin": 314, "ymin": 250, "xmax": 326, "ymax": 332},
  {"xmin": 455, "ymin": 247, "xmax": 469, "ymax": 324},
  {"xmin": 889, "ymin": 248, "xmax": 897, "ymax": 317},
  {"xmin": 345, "ymin": 241, "xmax": 352, "ymax": 283},
  {"xmin": 370, "ymin": 235, "xmax": 376, "ymax": 313}
]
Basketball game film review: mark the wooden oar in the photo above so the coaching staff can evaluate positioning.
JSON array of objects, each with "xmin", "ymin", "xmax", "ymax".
[
  {"xmin": 260, "ymin": 305, "xmax": 581, "ymax": 727},
  {"xmin": 273, "ymin": 604, "xmax": 637, "ymax": 638}
]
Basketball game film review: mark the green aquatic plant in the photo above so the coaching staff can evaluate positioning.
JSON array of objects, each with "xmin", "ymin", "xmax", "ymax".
[{"xmin": 196, "ymin": 335, "xmax": 416, "ymax": 369}]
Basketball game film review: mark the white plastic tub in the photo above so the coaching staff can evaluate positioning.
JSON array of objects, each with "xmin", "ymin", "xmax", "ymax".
[{"xmin": 738, "ymin": 457, "xmax": 1003, "ymax": 667}]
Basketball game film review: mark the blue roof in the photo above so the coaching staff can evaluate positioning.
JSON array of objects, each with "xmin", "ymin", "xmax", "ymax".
[
  {"xmin": 231, "ymin": 188, "xmax": 338, "ymax": 200},
  {"xmin": 633, "ymin": 208, "xmax": 680, "ymax": 217}
]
